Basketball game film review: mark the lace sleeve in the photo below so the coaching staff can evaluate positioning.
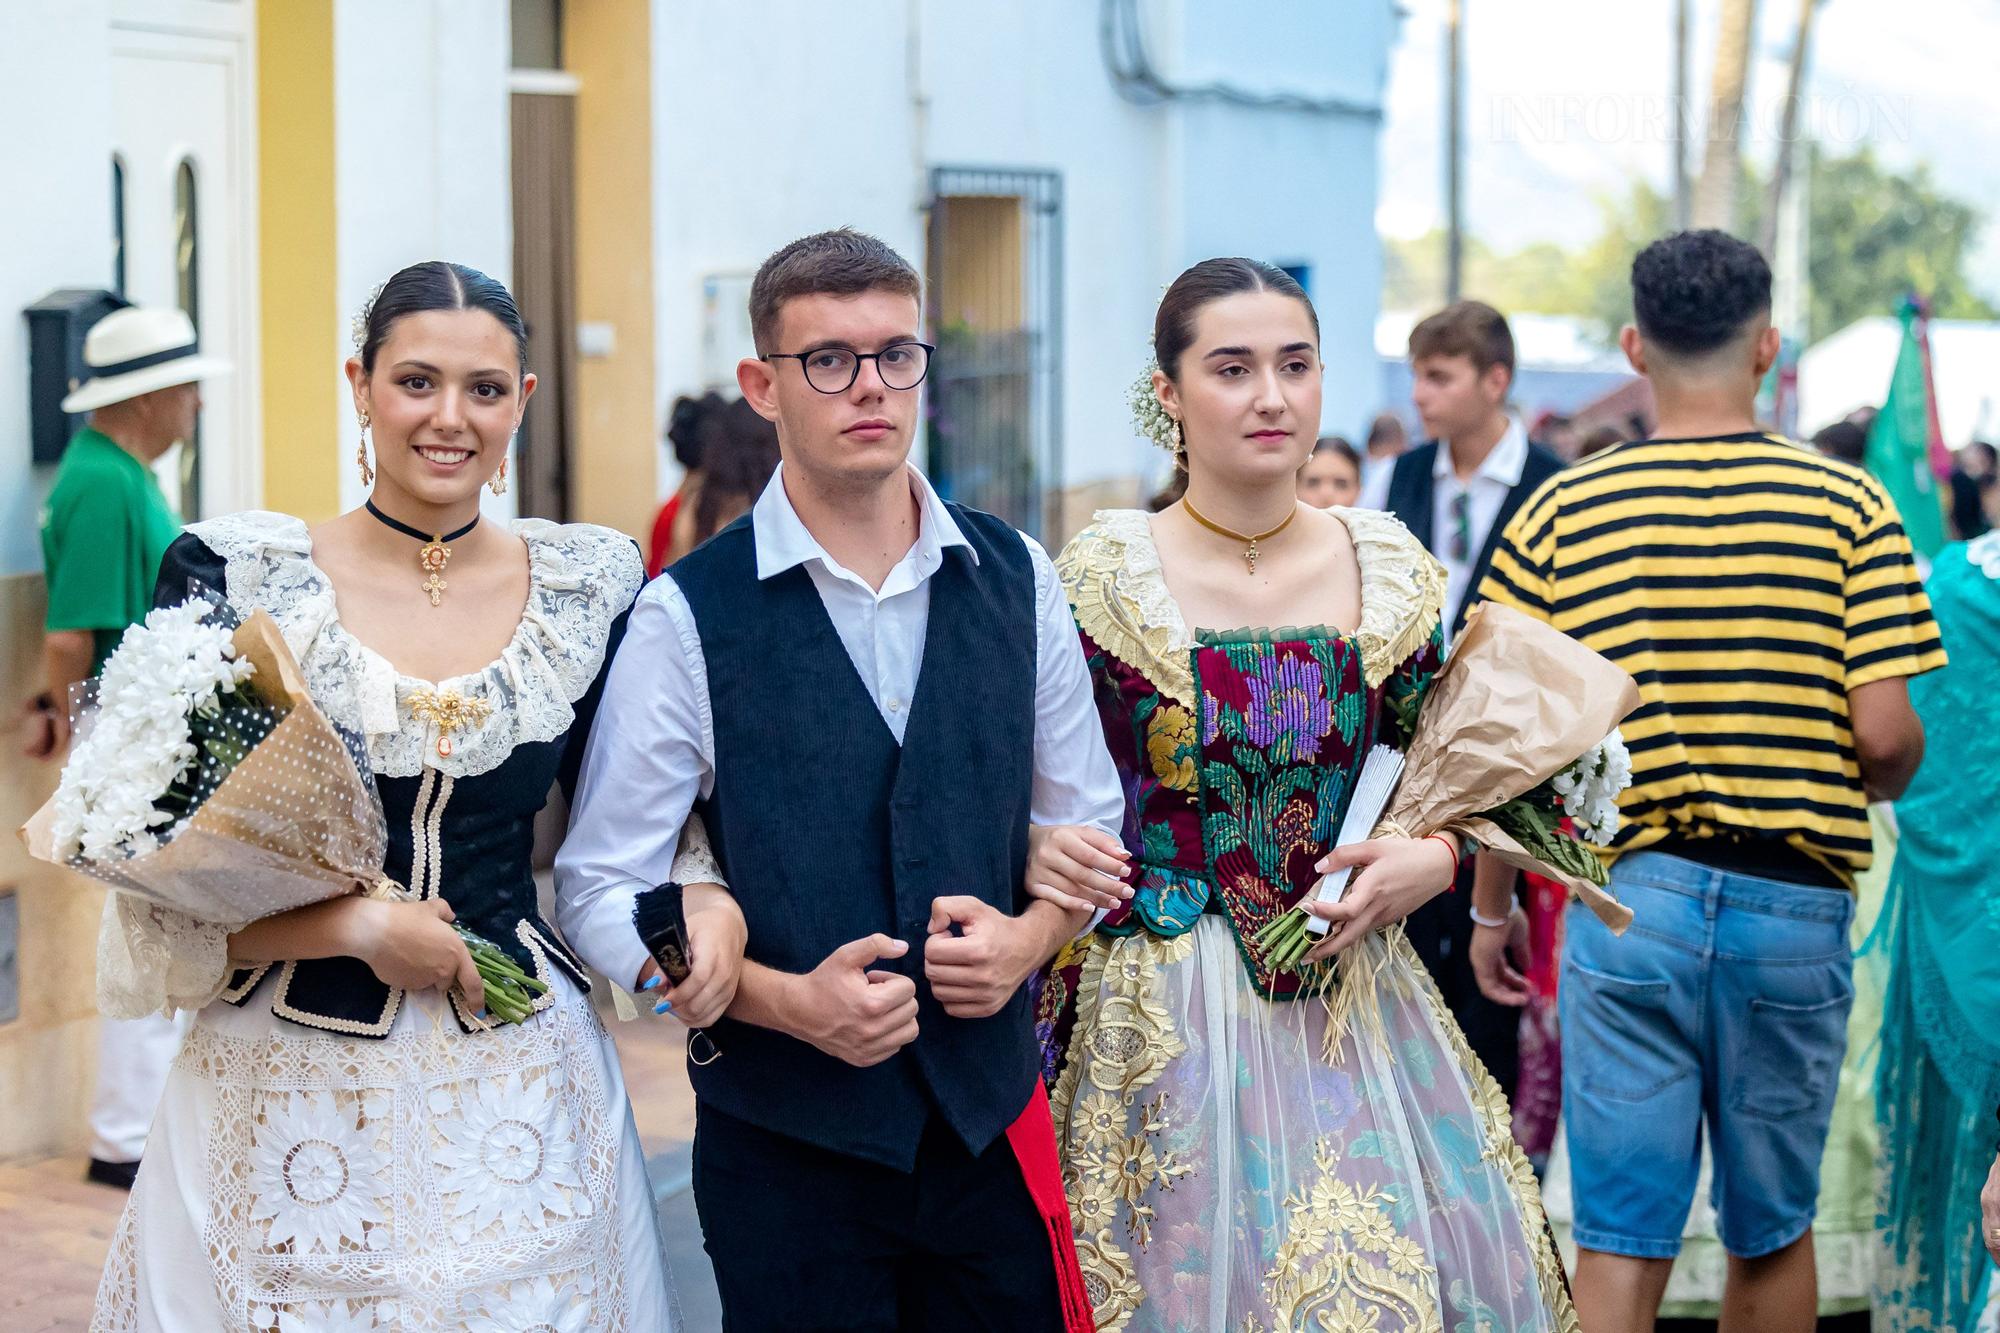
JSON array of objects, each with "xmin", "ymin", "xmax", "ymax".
[
  {"xmin": 95, "ymin": 891, "xmax": 233, "ymax": 1019},
  {"xmin": 670, "ymin": 812, "xmax": 726, "ymax": 888}
]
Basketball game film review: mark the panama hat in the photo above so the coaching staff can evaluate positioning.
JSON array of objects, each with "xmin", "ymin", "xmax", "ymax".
[{"xmin": 60, "ymin": 306, "xmax": 230, "ymax": 413}]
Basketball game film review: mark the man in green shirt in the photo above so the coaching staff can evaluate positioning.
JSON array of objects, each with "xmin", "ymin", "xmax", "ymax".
[
  {"xmin": 23, "ymin": 304, "xmax": 225, "ymax": 1191},
  {"xmin": 26, "ymin": 306, "xmax": 224, "ymax": 758}
]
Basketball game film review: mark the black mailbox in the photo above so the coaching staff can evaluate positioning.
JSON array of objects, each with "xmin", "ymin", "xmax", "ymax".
[{"xmin": 25, "ymin": 289, "xmax": 126, "ymax": 464}]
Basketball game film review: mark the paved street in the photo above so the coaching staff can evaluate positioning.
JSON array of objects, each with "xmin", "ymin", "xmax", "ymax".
[{"xmin": 0, "ymin": 1010, "xmax": 719, "ymax": 1332}]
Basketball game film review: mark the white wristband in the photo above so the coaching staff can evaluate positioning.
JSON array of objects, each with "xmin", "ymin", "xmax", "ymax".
[{"xmin": 1468, "ymin": 903, "xmax": 1520, "ymax": 930}]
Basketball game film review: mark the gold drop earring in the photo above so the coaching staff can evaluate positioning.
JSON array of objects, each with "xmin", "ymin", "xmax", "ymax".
[
  {"xmin": 489, "ymin": 445, "xmax": 509, "ymax": 497},
  {"xmin": 356, "ymin": 410, "xmax": 375, "ymax": 487}
]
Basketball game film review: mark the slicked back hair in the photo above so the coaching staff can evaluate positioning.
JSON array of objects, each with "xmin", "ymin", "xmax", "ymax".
[{"xmin": 1154, "ymin": 258, "xmax": 1318, "ymax": 380}]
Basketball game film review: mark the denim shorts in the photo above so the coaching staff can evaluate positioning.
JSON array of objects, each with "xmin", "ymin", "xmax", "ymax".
[{"xmin": 1560, "ymin": 851, "xmax": 1855, "ymax": 1259}]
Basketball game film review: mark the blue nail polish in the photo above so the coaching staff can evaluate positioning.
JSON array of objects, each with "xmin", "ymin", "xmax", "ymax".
[
  {"xmin": 654, "ymin": 999, "xmax": 674, "ymax": 1014},
  {"xmin": 640, "ymin": 976, "xmax": 662, "ymax": 992}
]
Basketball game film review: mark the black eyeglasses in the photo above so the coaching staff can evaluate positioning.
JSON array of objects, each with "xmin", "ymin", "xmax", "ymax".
[{"xmin": 763, "ymin": 341, "xmax": 935, "ymax": 395}]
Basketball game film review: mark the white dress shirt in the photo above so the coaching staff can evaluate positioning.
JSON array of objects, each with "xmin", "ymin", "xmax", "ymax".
[
  {"xmin": 554, "ymin": 464, "xmax": 1126, "ymax": 990},
  {"xmin": 1433, "ymin": 416, "xmax": 1528, "ymax": 634}
]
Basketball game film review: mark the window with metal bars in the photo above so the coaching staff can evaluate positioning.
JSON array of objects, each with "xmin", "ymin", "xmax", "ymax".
[{"xmin": 923, "ymin": 167, "xmax": 1063, "ymax": 538}]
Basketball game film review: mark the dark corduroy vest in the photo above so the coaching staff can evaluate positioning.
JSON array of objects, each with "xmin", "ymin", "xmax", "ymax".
[{"xmin": 671, "ymin": 505, "xmax": 1039, "ymax": 1170}]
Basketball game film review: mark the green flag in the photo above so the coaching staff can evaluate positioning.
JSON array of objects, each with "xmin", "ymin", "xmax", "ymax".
[{"xmin": 1863, "ymin": 298, "xmax": 1947, "ymax": 559}]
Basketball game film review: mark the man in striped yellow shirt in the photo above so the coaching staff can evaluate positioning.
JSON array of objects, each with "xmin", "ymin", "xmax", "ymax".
[{"xmin": 1475, "ymin": 230, "xmax": 1941, "ymax": 1333}]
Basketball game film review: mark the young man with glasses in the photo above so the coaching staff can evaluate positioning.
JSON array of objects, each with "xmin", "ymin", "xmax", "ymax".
[
  {"xmin": 558, "ymin": 228, "xmax": 1119, "ymax": 1331},
  {"xmin": 1383, "ymin": 299, "xmax": 1563, "ymax": 1102}
]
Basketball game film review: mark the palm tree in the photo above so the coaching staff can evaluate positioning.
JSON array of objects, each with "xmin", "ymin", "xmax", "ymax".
[
  {"xmin": 1762, "ymin": 0, "xmax": 1822, "ymax": 256},
  {"xmin": 1692, "ymin": 0, "xmax": 1759, "ymax": 230}
]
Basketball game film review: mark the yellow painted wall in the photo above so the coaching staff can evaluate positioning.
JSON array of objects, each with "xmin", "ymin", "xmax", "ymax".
[
  {"xmin": 565, "ymin": 0, "xmax": 658, "ymax": 541},
  {"xmin": 256, "ymin": 0, "xmax": 340, "ymax": 520},
  {"xmin": 0, "ymin": 575, "xmax": 102, "ymax": 1163}
]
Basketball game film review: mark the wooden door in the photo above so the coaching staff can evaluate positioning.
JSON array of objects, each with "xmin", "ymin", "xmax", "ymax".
[{"xmin": 510, "ymin": 88, "xmax": 579, "ymax": 521}]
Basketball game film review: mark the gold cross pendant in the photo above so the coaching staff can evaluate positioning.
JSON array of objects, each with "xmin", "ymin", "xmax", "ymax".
[
  {"xmin": 418, "ymin": 537, "xmax": 452, "ymax": 607},
  {"xmin": 1245, "ymin": 541, "xmax": 1260, "ymax": 575}
]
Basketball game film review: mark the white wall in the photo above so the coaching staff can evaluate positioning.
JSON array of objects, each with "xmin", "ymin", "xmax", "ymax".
[
  {"xmin": 649, "ymin": 1, "xmax": 922, "ymax": 486},
  {"xmin": 648, "ymin": 0, "xmax": 1396, "ymax": 500},
  {"xmin": 0, "ymin": 1, "xmax": 116, "ymax": 578},
  {"xmin": 333, "ymin": 0, "xmax": 515, "ymax": 517}
]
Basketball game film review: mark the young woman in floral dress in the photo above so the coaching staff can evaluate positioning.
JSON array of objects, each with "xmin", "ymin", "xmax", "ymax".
[
  {"xmin": 91, "ymin": 262, "xmax": 741, "ymax": 1332},
  {"xmin": 1028, "ymin": 260, "xmax": 1577, "ymax": 1332}
]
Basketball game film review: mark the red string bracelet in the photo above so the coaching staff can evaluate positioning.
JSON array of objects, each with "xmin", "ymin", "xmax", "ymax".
[{"xmin": 1426, "ymin": 833, "xmax": 1461, "ymax": 881}]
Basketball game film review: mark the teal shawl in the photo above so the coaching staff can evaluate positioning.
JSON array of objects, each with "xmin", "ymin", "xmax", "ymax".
[{"xmin": 1877, "ymin": 537, "xmax": 2000, "ymax": 1330}]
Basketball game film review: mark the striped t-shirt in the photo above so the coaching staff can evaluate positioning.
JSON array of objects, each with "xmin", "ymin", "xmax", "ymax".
[{"xmin": 1478, "ymin": 432, "xmax": 1947, "ymax": 886}]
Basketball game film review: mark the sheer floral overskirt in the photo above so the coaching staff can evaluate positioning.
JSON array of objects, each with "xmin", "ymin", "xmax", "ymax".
[
  {"xmin": 1052, "ymin": 919, "xmax": 1573, "ymax": 1333},
  {"xmin": 91, "ymin": 973, "xmax": 673, "ymax": 1332}
]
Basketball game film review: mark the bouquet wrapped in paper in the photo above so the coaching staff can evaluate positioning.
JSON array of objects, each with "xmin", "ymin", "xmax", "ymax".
[
  {"xmin": 1258, "ymin": 601, "xmax": 1641, "ymax": 969},
  {"xmin": 20, "ymin": 590, "xmax": 546, "ymax": 1021},
  {"xmin": 23, "ymin": 596, "xmax": 384, "ymax": 926}
]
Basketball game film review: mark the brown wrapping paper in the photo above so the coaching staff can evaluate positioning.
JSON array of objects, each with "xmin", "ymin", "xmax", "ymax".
[
  {"xmin": 1377, "ymin": 601, "xmax": 1641, "ymax": 932},
  {"xmin": 20, "ymin": 610, "xmax": 387, "ymax": 930}
]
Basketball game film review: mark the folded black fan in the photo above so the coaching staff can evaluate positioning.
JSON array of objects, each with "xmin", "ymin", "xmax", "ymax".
[
  {"xmin": 634, "ymin": 882, "xmax": 720, "ymax": 1065},
  {"xmin": 633, "ymin": 881, "xmax": 693, "ymax": 985}
]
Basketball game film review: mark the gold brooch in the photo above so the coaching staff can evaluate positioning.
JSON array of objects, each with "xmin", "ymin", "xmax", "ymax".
[{"xmin": 407, "ymin": 686, "xmax": 495, "ymax": 759}]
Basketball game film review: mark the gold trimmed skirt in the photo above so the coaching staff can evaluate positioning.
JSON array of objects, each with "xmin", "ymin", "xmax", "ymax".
[{"xmin": 1050, "ymin": 918, "xmax": 1577, "ymax": 1333}]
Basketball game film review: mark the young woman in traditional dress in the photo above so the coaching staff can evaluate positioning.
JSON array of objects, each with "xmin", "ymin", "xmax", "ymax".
[
  {"xmin": 1027, "ymin": 259, "xmax": 1576, "ymax": 1332},
  {"xmin": 91, "ymin": 261, "xmax": 740, "ymax": 1332}
]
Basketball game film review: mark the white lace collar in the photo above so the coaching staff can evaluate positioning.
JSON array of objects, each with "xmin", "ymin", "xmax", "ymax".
[
  {"xmin": 187, "ymin": 510, "xmax": 643, "ymax": 779},
  {"xmin": 1056, "ymin": 506, "xmax": 1446, "ymax": 703}
]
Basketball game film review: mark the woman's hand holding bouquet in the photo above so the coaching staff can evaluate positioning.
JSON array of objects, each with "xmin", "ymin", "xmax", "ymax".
[
  {"xmin": 1294, "ymin": 835, "xmax": 1460, "ymax": 964},
  {"xmin": 21, "ymin": 590, "xmax": 547, "ymax": 1023},
  {"xmin": 1254, "ymin": 602, "xmax": 1642, "ymax": 972}
]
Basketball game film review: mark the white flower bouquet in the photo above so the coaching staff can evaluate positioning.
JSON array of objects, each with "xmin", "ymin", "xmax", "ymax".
[
  {"xmin": 23, "ymin": 593, "xmax": 385, "ymax": 925},
  {"xmin": 1256, "ymin": 602, "xmax": 1641, "ymax": 971},
  {"xmin": 21, "ymin": 590, "xmax": 546, "ymax": 1021}
]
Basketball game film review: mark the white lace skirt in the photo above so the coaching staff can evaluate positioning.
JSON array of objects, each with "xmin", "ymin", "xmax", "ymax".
[
  {"xmin": 1051, "ymin": 917, "xmax": 1575, "ymax": 1333},
  {"xmin": 91, "ymin": 971, "xmax": 675, "ymax": 1332}
]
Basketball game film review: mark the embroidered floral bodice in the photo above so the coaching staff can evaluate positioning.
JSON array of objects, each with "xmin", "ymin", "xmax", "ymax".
[
  {"xmin": 96, "ymin": 510, "xmax": 719, "ymax": 1024},
  {"xmin": 1055, "ymin": 507, "xmax": 1447, "ymax": 997}
]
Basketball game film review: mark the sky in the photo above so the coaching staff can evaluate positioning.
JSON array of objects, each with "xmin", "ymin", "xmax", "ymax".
[{"xmin": 1377, "ymin": 0, "xmax": 2000, "ymax": 303}]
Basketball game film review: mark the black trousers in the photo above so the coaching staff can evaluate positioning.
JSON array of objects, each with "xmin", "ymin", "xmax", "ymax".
[
  {"xmin": 1403, "ymin": 860, "xmax": 1521, "ymax": 1101},
  {"xmin": 692, "ymin": 1105, "xmax": 1064, "ymax": 1333}
]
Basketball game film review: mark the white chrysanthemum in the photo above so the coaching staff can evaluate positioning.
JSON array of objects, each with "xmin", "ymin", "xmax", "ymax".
[
  {"xmin": 1128, "ymin": 358, "xmax": 1181, "ymax": 454},
  {"xmin": 246, "ymin": 1091, "xmax": 391, "ymax": 1256},
  {"xmin": 1556, "ymin": 729, "xmax": 1633, "ymax": 846},
  {"xmin": 47, "ymin": 598, "xmax": 255, "ymax": 862},
  {"xmin": 432, "ymin": 1070, "xmax": 588, "ymax": 1242},
  {"xmin": 458, "ymin": 1275, "xmax": 593, "ymax": 1333}
]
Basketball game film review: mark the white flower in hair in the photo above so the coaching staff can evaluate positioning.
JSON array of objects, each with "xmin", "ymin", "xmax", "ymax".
[
  {"xmin": 1129, "ymin": 355, "xmax": 1180, "ymax": 453},
  {"xmin": 350, "ymin": 281, "xmax": 386, "ymax": 354}
]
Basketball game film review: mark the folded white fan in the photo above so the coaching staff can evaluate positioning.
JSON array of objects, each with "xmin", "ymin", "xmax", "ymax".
[{"xmin": 1305, "ymin": 745, "xmax": 1406, "ymax": 935}]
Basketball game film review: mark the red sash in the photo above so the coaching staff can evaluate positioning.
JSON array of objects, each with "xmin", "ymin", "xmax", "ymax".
[{"xmin": 1004, "ymin": 1082, "xmax": 1094, "ymax": 1333}]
